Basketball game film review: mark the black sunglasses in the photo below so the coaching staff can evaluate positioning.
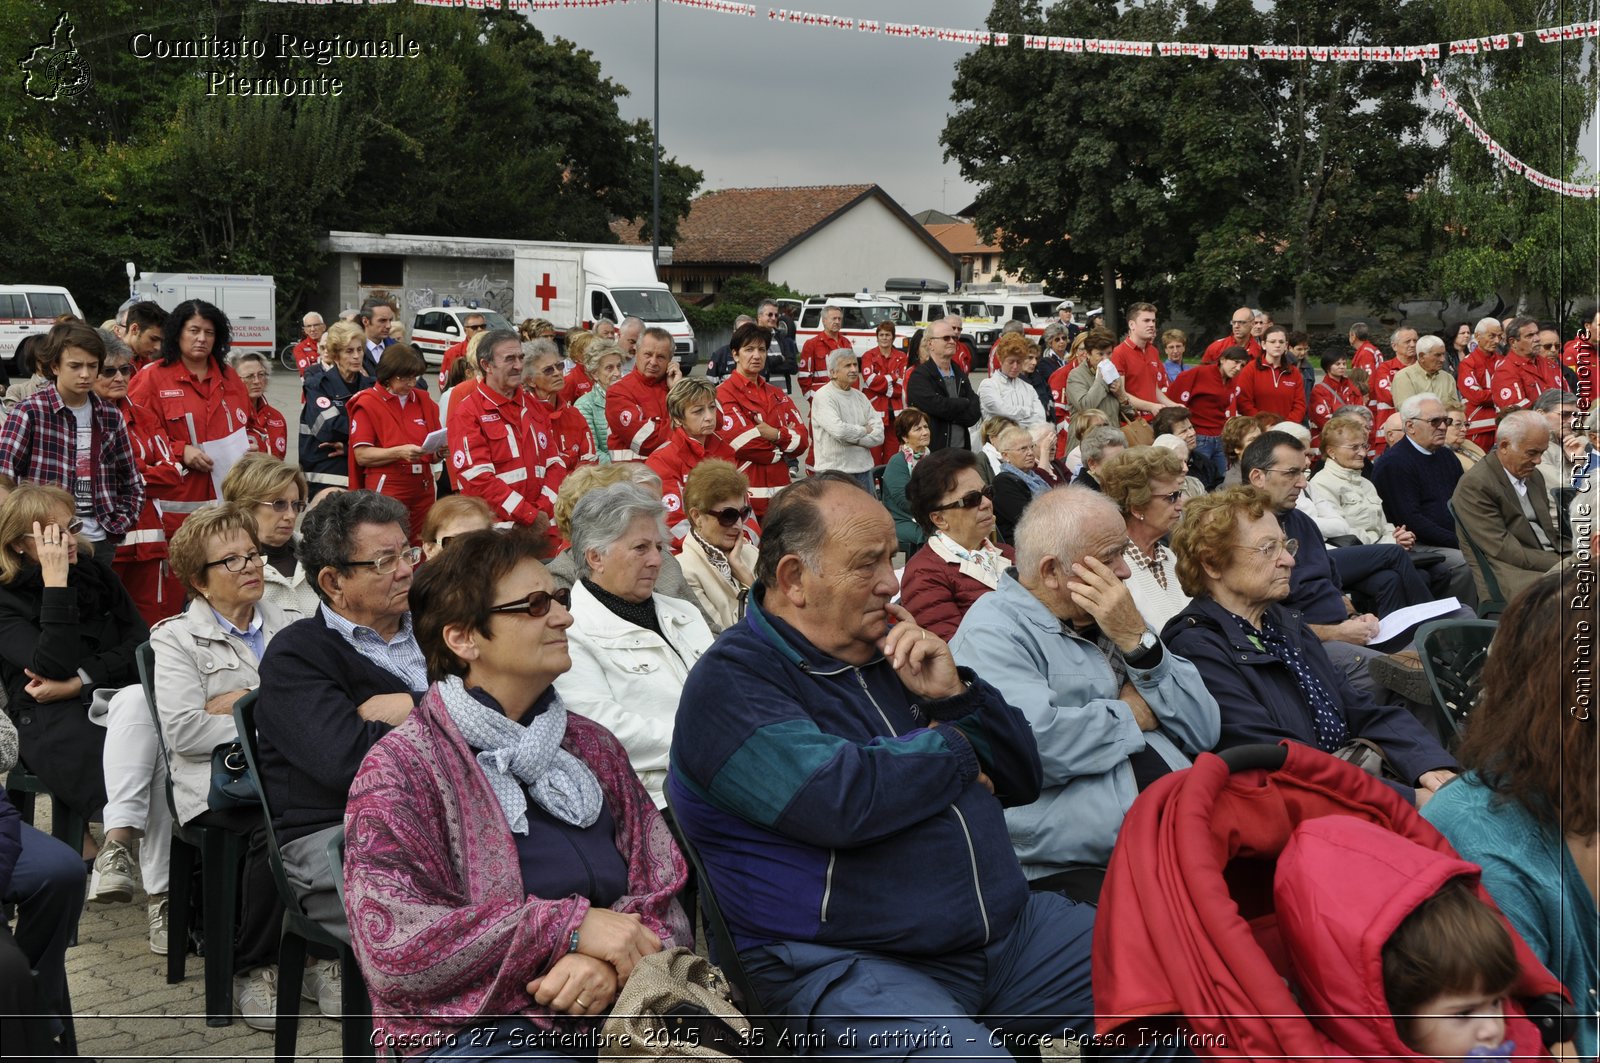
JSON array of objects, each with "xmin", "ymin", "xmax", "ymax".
[
  {"xmin": 488, "ymin": 587, "xmax": 572, "ymax": 618},
  {"xmin": 930, "ymin": 485, "xmax": 994, "ymax": 513},
  {"xmin": 706, "ymin": 505, "xmax": 753, "ymax": 527},
  {"xmin": 98, "ymin": 363, "xmax": 136, "ymax": 378}
]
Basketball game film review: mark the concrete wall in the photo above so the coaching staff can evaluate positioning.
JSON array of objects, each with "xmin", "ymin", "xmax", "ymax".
[
  {"xmin": 768, "ymin": 197, "xmax": 954, "ymax": 295},
  {"xmin": 321, "ymin": 252, "xmax": 516, "ymax": 319}
]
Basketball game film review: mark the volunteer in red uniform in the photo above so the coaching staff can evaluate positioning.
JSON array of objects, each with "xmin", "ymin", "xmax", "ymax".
[
  {"xmin": 799, "ymin": 306, "xmax": 852, "ymax": 396},
  {"xmin": 95, "ymin": 336, "xmax": 185, "ymax": 625},
  {"xmin": 1110, "ymin": 301, "xmax": 1179, "ymax": 418},
  {"xmin": 435, "ymin": 312, "xmax": 486, "ymax": 391},
  {"xmin": 349, "ymin": 343, "xmax": 443, "ymax": 543},
  {"xmin": 860, "ymin": 319, "xmax": 908, "ymax": 463},
  {"xmin": 716, "ymin": 321, "xmax": 809, "ymax": 520},
  {"xmin": 605, "ymin": 326, "xmax": 679, "ymax": 461},
  {"xmin": 1562, "ymin": 309, "xmax": 1598, "ymax": 395},
  {"xmin": 1309, "ymin": 351, "xmax": 1362, "ymax": 447},
  {"xmin": 1458, "ymin": 316, "xmax": 1505, "ymax": 449},
  {"xmin": 126, "ymin": 298, "xmax": 252, "ymax": 535},
  {"xmin": 293, "ymin": 312, "xmax": 326, "ymax": 378},
  {"xmin": 1201, "ymin": 307, "xmax": 1262, "ymax": 364},
  {"xmin": 647, "ymin": 377, "xmax": 737, "ymax": 547},
  {"xmin": 1366, "ymin": 326, "xmax": 1416, "ymax": 443},
  {"xmin": 1235, "ymin": 325, "xmax": 1307, "ymax": 423},
  {"xmin": 231, "ymin": 351, "xmax": 288, "ymax": 460},
  {"xmin": 1493, "ymin": 316, "xmax": 1566, "ymax": 412},
  {"xmin": 1168, "ymin": 346, "xmax": 1247, "ymax": 485},
  {"xmin": 524, "ymin": 337, "xmax": 595, "ymax": 501},
  {"xmin": 449, "ymin": 328, "xmax": 560, "ymax": 526},
  {"xmin": 1348, "ymin": 321, "xmax": 1383, "ymax": 380}
]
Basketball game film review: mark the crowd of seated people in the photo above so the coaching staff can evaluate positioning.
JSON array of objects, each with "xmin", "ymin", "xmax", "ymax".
[{"xmin": 1, "ymin": 299, "xmax": 1595, "ymax": 1058}]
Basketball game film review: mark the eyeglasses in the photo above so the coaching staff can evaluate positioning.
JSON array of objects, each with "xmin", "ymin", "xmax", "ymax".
[
  {"xmin": 340, "ymin": 546, "xmax": 422, "ymax": 575},
  {"xmin": 926, "ymin": 333, "xmax": 956, "ymax": 344},
  {"xmin": 1266, "ymin": 466, "xmax": 1310, "ymax": 480},
  {"xmin": 1407, "ymin": 416, "xmax": 1451, "ymax": 428},
  {"xmin": 465, "ymin": 323, "xmax": 486, "ymax": 332},
  {"xmin": 204, "ymin": 550, "xmax": 264, "ymax": 574},
  {"xmin": 1152, "ymin": 489, "xmax": 1185, "ymax": 505},
  {"xmin": 488, "ymin": 587, "xmax": 572, "ymax": 618},
  {"xmin": 705, "ymin": 505, "xmax": 753, "ymax": 527},
  {"xmin": 1538, "ymin": 342, "xmax": 1559, "ymax": 350},
  {"xmin": 1232, "ymin": 537, "xmax": 1299, "ymax": 560},
  {"xmin": 930, "ymin": 485, "xmax": 994, "ymax": 513},
  {"xmin": 98, "ymin": 364, "xmax": 135, "ymax": 378},
  {"xmin": 258, "ymin": 498, "xmax": 308, "ymax": 515},
  {"xmin": 532, "ymin": 364, "xmax": 563, "ymax": 377},
  {"xmin": 25, "ymin": 518, "xmax": 85, "ymax": 538}
]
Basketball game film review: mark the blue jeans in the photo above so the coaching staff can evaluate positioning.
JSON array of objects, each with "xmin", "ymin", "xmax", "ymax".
[
  {"xmin": 1193, "ymin": 435, "xmax": 1225, "ymax": 489},
  {"xmin": 4, "ymin": 824, "xmax": 84, "ymax": 1038}
]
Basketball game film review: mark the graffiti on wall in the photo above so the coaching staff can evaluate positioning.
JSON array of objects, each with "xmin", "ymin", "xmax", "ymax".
[{"xmin": 402, "ymin": 273, "xmax": 514, "ymax": 315}]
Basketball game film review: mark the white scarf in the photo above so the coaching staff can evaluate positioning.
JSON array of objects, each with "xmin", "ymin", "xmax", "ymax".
[{"xmin": 437, "ymin": 675, "xmax": 603, "ymax": 833}]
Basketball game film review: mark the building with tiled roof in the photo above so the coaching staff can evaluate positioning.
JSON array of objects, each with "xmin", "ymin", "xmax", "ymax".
[
  {"xmin": 923, "ymin": 220, "xmax": 1023, "ymax": 286},
  {"xmin": 612, "ymin": 184, "xmax": 954, "ymax": 297}
]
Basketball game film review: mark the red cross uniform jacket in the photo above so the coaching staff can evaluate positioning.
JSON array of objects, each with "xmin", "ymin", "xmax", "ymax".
[
  {"xmin": 605, "ymin": 371, "xmax": 671, "ymax": 460},
  {"xmin": 247, "ymin": 398, "xmax": 289, "ymax": 461},
  {"xmin": 1235, "ymin": 359, "xmax": 1306, "ymax": 423},
  {"xmin": 1368, "ymin": 357, "xmax": 1405, "ymax": 433},
  {"xmin": 1201, "ymin": 336, "xmax": 1261, "ymax": 365},
  {"xmin": 448, "ymin": 382, "xmax": 560, "ymax": 526},
  {"xmin": 1351, "ymin": 340, "xmax": 1383, "ymax": 381},
  {"xmin": 538, "ymin": 391, "xmax": 597, "ymax": 499},
  {"xmin": 126, "ymin": 359, "xmax": 252, "ymax": 532},
  {"xmin": 293, "ymin": 337, "xmax": 320, "ymax": 378},
  {"xmin": 1168, "ymin": 364, "xmax": 1241, "ymax": 436},
  {"xmin": 799, "ymin": 333, "xmax": 853, "ymax": 396},
  {"xmin": 347, "ymin": 385, "xmax": 442, "ymax": 497},
  {"xmin": 113, "ymin": 398, "xmax": 183, "ymax": 565},
  {"xmin": 1494, "ymin": 353, "xmax": 1566, "ymax": 412},
  {"xmin": 559, "ymin": 365, "xmax": 595, "ymax": 405},
  {"xmin": 715, "ymin": 372, "xmax": 809, "ymax": 518},
  {"xmin": 1309, "ymin": 376, "xmax": 1362, "ymax": 439},
  {"xmin": 646, "ymin": 427, "xmax": 739, "ymax": 546},
  {"xmin": 1457, "ymin": 347, "xmax": 1501, "ymax": 448}
]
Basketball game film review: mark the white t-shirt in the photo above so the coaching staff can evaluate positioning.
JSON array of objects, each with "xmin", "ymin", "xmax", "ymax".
[{"xmin": 67, "ymin": 400, "xmax": 105, "ymax": 541}]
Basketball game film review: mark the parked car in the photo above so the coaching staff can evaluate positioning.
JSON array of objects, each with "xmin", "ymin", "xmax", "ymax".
[
  {"xmin": 409, "ymin": 306, "xmax": 516, "ymax": 366},
  {"xmin": 0, "ymin": 284, "xmax": 84, "ymax": 374}
]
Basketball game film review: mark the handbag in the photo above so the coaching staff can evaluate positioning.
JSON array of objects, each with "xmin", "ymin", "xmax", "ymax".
[
  {"xmin": 599, "ymin": 947, "xmax": 754, "ymax": 1063},
  {"xmin": 208, "ymin": 742, "xmax": 260, "ymax": 810},
  {"xmin": 1119, "ymin": 413, "xmax": 1155, "ymax": 447},
  {"xmin": 1331, "ymin": 737, "xmax": 1405, "ymax": 782}
]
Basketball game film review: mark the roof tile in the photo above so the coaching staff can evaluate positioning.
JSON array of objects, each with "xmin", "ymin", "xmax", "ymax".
[{"xmin": 612, "ymin": 184, "xmax": 878, "ymax": 265}]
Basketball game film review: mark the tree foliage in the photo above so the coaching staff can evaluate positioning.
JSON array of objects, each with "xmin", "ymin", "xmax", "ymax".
[{"xmin": 0, "ymin": 1, "xmax": 701, "ymax": 326}]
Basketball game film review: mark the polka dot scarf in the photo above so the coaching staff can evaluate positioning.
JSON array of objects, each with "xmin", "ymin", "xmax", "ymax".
[{"xmin": 1242, "ymin": 613, "xmax": 1350, "ymax": 753}]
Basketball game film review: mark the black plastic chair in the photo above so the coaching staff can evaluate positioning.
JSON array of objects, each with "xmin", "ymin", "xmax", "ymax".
[
  {"xmin": 1447, "ymin": 498, "xmax": 1507, "ymax": 617},
  {"xmin": 137, "ymin": 639, "xmax": 253, "ymax": 1026},
  {"xmin": 1414, "ymin": 618, "xmax": 1498, "ymax": 745},
  {"xmin": 233, "ymin": 692, "xmax": 374, "ymax": 1063},
  {"xmin": 4, "ymin": 768, "xmax": 86, "ymax": 856}
]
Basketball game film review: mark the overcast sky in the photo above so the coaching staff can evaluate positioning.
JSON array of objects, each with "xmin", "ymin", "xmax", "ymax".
[{"xmin": 524, "ymin": 0, "xmax": 988, "ymax": 216}]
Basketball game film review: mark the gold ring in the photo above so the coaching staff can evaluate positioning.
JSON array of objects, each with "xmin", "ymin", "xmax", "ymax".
[{"xmin": 576, "ymin": 998, "xmax": 588, "ymax": 1007}]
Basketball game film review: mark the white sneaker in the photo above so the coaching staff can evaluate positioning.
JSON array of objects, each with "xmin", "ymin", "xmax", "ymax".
[
  {"xmin": 87, "ymin": 838, "xmax": 138, "ymax": 904},
  {"xmin": 302, "ymin": 957, "xmax": 342, "ymax": 1018},
  {"xmin": 148, "ymin": 894, "xmax": 169, "ymax": 956},
  {"xmin": 233, "ymin": 966, "xmax": 278, "ymax": 1032}
]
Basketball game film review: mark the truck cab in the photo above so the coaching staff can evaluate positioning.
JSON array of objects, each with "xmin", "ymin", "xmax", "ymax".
[{"xmin": 0, "ymin": 284, "xmax": 83, "ymax": 371}]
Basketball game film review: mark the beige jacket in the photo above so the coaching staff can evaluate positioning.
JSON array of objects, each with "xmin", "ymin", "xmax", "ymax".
[{"xmin": 677, "ymin": 532, "xmax": 756, "ymax": 635}]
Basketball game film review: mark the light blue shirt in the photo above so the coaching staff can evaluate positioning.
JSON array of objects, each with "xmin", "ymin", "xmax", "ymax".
[
  {"xmin": 319, "ymin": 603, "xmax": 429, "ymax": 695},
  {"xmin": 210, "ymin": 606, "xmax": 266, "ymax": 664}
]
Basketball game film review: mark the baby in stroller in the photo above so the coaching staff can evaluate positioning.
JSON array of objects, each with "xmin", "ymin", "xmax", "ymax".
[{"xmin": 1275, "ymin": 815, "xmax": 1575, "ymax": 1060}]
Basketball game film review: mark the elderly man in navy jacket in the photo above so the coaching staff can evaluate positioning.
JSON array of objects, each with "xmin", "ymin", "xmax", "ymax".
[
  {"xmin": 669, "ymin": 474, "xmax": 1107, "ymax": 1059},
  {"xmin": 1370, "ymin": 392, "xmax": 1477, "ymax": 604}
]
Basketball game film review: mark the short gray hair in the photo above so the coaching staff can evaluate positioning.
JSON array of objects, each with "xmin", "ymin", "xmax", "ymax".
[
  {"xmin": 95, "ymin": 327, "xmax": 132, "ymax": 363},
  {"xmin": 1390, "ymin": 325, "xmax": 1417, "ymax": 348},
  {"xmin": 1532, "ymin": 389, "xmax": 1578, "ymax": 413},
  {"xmin": 1014, "ymin": 486, "xmax": 1122, "ymax": 586},
  {"xmin": 524, "ymin": 337, "xmax": 560, "ymax": 364},
  {"xmin": 227, "ymin": 349, "xmax": 271, "ymax": 375},
  {"xmin": 584, "ymin": 338, "xmax": 623, "ymax": 376},
  {"xmin": 1496, "ymin": 409, "xmax": 1550, "ymax": 447},
  {"xmin": 298, "ymin": 490, "xmax": 411, "ymax": 604},
  {"xmin": 1415, "ymin": 334, "xmax": 1445, "ymax": 358},
  {"xmin": 478, "ymin": 328, "xmax": 522, "ymax": 366},
  {"xmin": 1398, "ymin": 392, "xmax": 1442, "ymax": 421},
  {"xmin": 1041, "ymin": 322, "xmax": 1068, "ymax": 347},
  {"xmin": 1000, "ymin": 320, "xmax": 1027, "ymax": 335},
  {"xmin": 1474, "ymin": 316, "xmax": 1502, "ymax": 337},
  {"xmin": 1334, "ymin": 403, "xmax": 1373, "ymax": 423},
  {"xmin": 826, "ymin": 346, "xmax": 858, "ymax": 373},
  {"xmin": 755, "ymin": 300, "xmax": 778, "ymax": 317},
  {"xmin": 1080, "ymin": 426, "xmax": 1129, "ymax": 464},
  {"xmin": 569, "ymin": 482, "xmax": 669, "ymax": 579}
]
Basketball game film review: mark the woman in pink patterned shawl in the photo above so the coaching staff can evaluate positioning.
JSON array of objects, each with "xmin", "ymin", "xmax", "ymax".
[{"xmin": 343, "ymin": 527, "xmax": 690, "ymax": 1060}]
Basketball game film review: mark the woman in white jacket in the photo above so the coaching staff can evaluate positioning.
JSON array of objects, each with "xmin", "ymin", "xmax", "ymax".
[
  {"xmin": 977, "ymin": 332, "xmax": 1048, "ymax": 429},
  {"xmin": 808, "ymin": 348, "xmax": 884, "ymax": 491},
  {"xmin": 1306, "ymin": 415, "xmax": 1408, "ymax": 546},
  {"xmin": 553, "ymin": 482, "xmax": 713, "ymax": 809}
]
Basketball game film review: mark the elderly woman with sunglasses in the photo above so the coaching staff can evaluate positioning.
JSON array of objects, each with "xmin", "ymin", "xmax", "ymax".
[
  {"xmin": 898, "ymin": 448, "xmax": 1012, "ymax": 640},
  {"xmin": 1099, "ymin": 446, "xmax": 1193, "ymax": 632},
  {"xmin": 221, "ymin": 454, "xmax": 322, "ymax": 616},
  {"xmin": 344, "ymin": 528, "xmax": 690, "ymax": 1059},
  {"xmin": 554, "ymin": 483, "xmax": 712, "ymax": 809},
  {"xmin": 676, "ymin": 460, "xmax": 757, "ymax": 635}
]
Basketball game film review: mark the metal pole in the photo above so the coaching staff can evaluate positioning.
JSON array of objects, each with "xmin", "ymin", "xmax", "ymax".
[{"xmin": 651, "ymin": 0, "xmax": 661, "ymax": 266}]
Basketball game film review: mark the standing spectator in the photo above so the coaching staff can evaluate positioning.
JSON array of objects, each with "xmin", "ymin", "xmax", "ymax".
[
  {"xmin": 524, "ymin": 338, "xmax": 596, "ymax": 504},
  {"xmin": 1561, "ymin": 307, "xmax": 1597, "ymax": 393},
  {"xmin": 809, "ymin": 348, "xmax": 884, "ymax": 492},
  {"xmin": 1388, "ymin": 334, "xmax": 1460, "ymax": 411},
  {"xmin": 122, "ymin": 301, "xmax": 169, "ymax": 370},
  {"xmin": 449, "ymin": 329, "xmax": 560, "ymax": 526},
  {"xmin": 1169, "ymin": 346, "xmax": 1245, "ymax": 486},
  {"xmin": 1063, "ymin": 328, "xmax": 1131, "ymax": 459},
  {"xmin": 715, "ymin": 322, "xmax": 809, "ymax": 520},
  {"xmin": 605, "ymin": 327, "xmax": 679, "ymax": 462},
  {"xmin": 1495, "ymin": 316, "xmax": 1566, "ymax": 413},
  {"xmin": 1349, "ymin": 321, "xmax": 1384, "ymax": 381},
  {"xmin": 1309, "ymin": 350, "xmax": 1362, "ymax": 449},
  {"xmin": 859, "ymin": 319, "xmax": 908, "ymax": 461},
  {"xmin": 880, "ymin": 408, "xmax": 932, "ymax": 557},
  {"xmin": 677, "ymin": 460, "xmax": 757, "ymax": 635},
  {"xmin": 0, "ymin": 320, "xmax": 144, "ymax": 559},
  {"xmin": 905, "ymin": 318, "xmax": 980, "ymax": 452},
  {"xmin": 231, "ymin": 351, "xmax": 288, "ymax": 460},
  {"xmin": 1202, "ymin": 307, "xmax": 1261, "ymax": 364},
  {"xmin": 646, "ymin": 377, "xmax": 737, "ymax": 545},
  {"xmin": 1160, "ymin": 328, "xmax": 1187, "ymax": 380},
  {"xmin": 754, "ymin": 300, "xmax": 799, "ymax": 390},
  {"xmin": 1447, "ymin": 321, "xmax": 1474, "ymax": 376},
  {"xmin": 437, "ymin": 312, "xmax": 486, "ymax": 391},
  {"xmin": 96, "ymin": 331, "xmax": 185, "ymax": 625},
  {"xmin": 1236, "ymin": 325, "xmax": 1307, "ymax": 424},
  {"xmin": 128, "ymin": 299, "xmax": 252, "ymax": 534},
  {"xmin": 292, "ymin": 312, "xmax": 326, "ymax": 378},
  {"xmin": 1458, "ymin": 316, "xmax": 1506, "ymax": 449},
  {"xmin": 704, "ymin": 315, "xmax": 752, "ymax": 385},
  {"xmin": 1054, "ymin": 299, "xmax": 1084, "ymax": 342},
  {"xmin": 300, "ymin": 319, "xmax": 372, "ymax": 498},
  {"xmin": 899, "ymin": 448, "xmax": 1011, "ymax": 639},
  {"xmin": 1367, "ymin": 325, "xmax": 1418, "ymax": 439},
  {"xmin": 574, "ymin": 339, "xmax": 623, "ymax": 465},
  {"xmin": 558, "ymin": 327, "xmax": 605, "ymax": 403},
  {"xmin": 1111, "ymin": 302, "xmax": 1179, "ymax": 418},
  {"xmin": 347, "ymin": 343, "xmax": 443, "ymax": 543},
  {"xmin": 1286, "ymin": 330, "xmax": 1316, "ymax": 415},
  {"xmin": 798, "ymin": 306, "xmax": 851, "ymax": 397},
  {"xmin": 357, "ymin": 296, "xmax": 397, "ymax": 375},
  {"xmin": 979, "ymin": 332, "xmax": 1048, "ymax": 428}
]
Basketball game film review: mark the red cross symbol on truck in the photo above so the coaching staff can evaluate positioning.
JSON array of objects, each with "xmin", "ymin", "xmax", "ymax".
[{"xmin": 535, "ymin": 273, "xmax": 558, "ymax": 311}]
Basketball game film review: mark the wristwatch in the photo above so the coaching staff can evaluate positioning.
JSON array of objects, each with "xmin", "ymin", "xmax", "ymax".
[{"xmin": 1125, "ymin": 629, "xmax": 1162, "ymax": 668}]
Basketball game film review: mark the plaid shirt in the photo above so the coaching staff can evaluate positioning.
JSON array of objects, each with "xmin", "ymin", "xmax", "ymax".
[{"xmin": 0, "ymin": 385, "xmax": 144, "ymax": 539}]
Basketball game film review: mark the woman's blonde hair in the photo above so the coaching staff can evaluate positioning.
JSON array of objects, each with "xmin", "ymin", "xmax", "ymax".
[
  {"xmin": 553, "ymin": 463, "xmax": 636, "ymax": 541},
  {"xmin": 220, "ymin": 453, "xmax": 308, "ymax": 514},
  {"xmin": 566, "ymin": 329, "xmax": 596, "ymax": 370},
  {"xmin": 167, "ymin": 503, "xmax": 261, "ymax": 597},
  {"xmin": 0, "ymin": 485, "xmax": 87, "ymax": 585},
  {"xmin": 320, "ymin": 320, "xmax": 365, "ymax": 363}
]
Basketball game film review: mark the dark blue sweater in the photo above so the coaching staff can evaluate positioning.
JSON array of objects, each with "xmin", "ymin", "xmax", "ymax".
[{"xmin": 1371, "ymin": 439, "xmax": 1462, "ymax": 547}]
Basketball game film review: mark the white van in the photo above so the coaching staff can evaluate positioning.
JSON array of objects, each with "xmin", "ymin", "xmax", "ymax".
[
  {"xmin": 0, "ymin": 284, "xmax": 85, "ymax": 368},
  {"xmin": 131, "ymin": 271, "xmax": 276, "ymax": 358},
  {"xmin": 512, "ymin": 245, "xmax": 695, "ymax": 366},
  {"xmin": 793, "ymin": 293, "xmax": 912, "ymax": 355}
]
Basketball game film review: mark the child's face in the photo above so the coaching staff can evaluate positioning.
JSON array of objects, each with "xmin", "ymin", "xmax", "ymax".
[{"xmin": 1404, "ymin": 989, "xmax": 1507, "ymax": 1058}]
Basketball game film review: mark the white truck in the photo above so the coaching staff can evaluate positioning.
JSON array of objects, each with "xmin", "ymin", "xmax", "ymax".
[
  {"xmin": 129, "ymin": 270, "xmax": 276, "ymax": 359},
  {"xmin": 512, "ymin": 245, "xmax": 695, "ymax": 366}
]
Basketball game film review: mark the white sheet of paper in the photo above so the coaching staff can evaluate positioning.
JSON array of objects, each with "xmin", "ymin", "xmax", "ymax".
[
  {"xmin": 422, "ymin": 427, "xmax": 449, "ymax": 455},
  {"xmin": 1374, "ymin": 597, "xmax": 1461, "ymax": 645},
  {"xmin": 202, "ymin": 428, "xmax": 250, "ymax": 496}
]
